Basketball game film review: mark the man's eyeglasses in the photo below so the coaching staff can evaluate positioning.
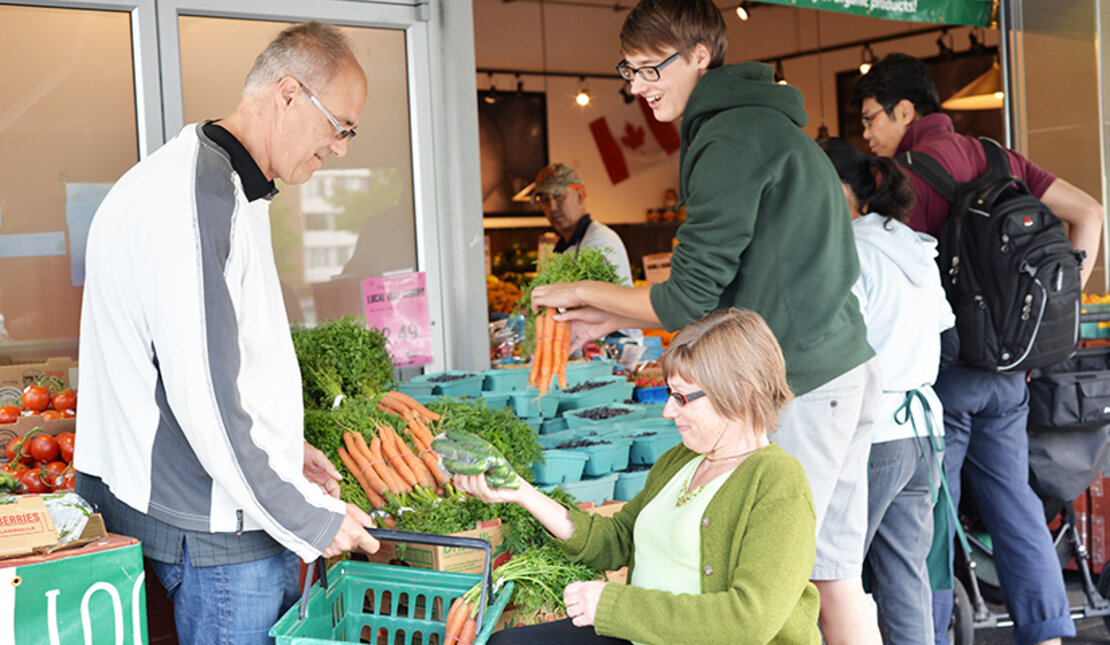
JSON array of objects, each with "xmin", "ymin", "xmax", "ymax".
[
  {"xmin": 665, "ymin": 387, "xmax": 707, "ymax": 407},
  {"xmin": 860, "ymin": 106, "xmax": 889, "ymax": 131},
  {"xmin": 297, "ymin": 80, "xmax": 357, "ymax": 141},
  {"xmin": 616, "ymin": 52, "xmax": 681, "ymax": 83}
]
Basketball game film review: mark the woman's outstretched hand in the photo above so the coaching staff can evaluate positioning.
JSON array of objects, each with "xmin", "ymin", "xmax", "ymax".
[{"xmin": 452, "ymin": 472, "xmax": 526, "ymax": 504}]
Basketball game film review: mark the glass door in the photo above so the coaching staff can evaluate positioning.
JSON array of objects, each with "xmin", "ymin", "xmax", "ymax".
[{"xmin": 0, "ymin": 0, "xmax": 159, "ymax": 366}]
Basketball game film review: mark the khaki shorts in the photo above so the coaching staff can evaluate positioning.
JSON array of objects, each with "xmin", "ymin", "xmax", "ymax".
[{"xmin": 774, "ymin": 357, "xmax": 882, "ymax": 581}]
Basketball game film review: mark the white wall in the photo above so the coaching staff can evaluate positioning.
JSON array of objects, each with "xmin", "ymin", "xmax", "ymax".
[{"xmin": 473, "ymin": 0, "xmax": 998, "ymax": 228}]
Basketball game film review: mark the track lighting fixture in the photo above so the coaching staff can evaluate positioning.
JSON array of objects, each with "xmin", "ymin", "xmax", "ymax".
[
  {"xmin": 859, "ymin": 44, "xmax": 876, "ymax": 75},
  {"xmin": 774, "ymin": 60, "xmax": 787, "ymax": 85},
  {"xmin": 574, "ymin": 77, "xmax": 591, "ymax": 107}
]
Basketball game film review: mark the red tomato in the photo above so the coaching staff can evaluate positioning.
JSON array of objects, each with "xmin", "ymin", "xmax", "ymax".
[
  {"xmin": 62, "ymin": 409, "xmax": 76, "ymax": 418},
  {"xmin": 56, "ymin": 432, "xmax": 76, "ymax": 464},
  {"xmin": 5, "ymin": 437, "xmax": 31, "ymax": 466},
  {"xmin": 0, "ymin": 405, "xmax": 18, "ymax": 424},
  {"xmin": 56, "ymin": 467, "xmax": 75, "ymax": 491},
  {"xmin": 21, "ymin": 386, "xmax": 50, "ymax": 412},
  {"xmin": 51, "ymin": 389, "xmax": 76, "ymax": 412},
  {"xmin": 19, "ymin": 468, "xmax": 49, "ymax": 494},
  {"xmin": 29, "ymin": 434, "xmax": 59, "ymax": 463},
  {"xmin": 40, "ymin": 410, "xmax": 63, "ymax": 421},
  {"xmin": 42, "ymin": 460, "xmax": 67, "ymax": 478},
  {"xmin": 0, "ymin": 461, "xmax": 27, "ymax": 479}
]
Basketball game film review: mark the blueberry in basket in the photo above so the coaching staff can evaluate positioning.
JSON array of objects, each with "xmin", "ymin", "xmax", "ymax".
[
  {"xmin": 554, "ymin": 439, "xmax": 612, "ymax": 449},
  {"xmin": 562, "ymin": 380, "xmax": 611, "ymax": 394},
  {"xmin": 575, "ymin": 406, "xmax": 634, "ymax": 421},
  {"xmin": 427, "ymin": 372, "xmax": 475, "ymax": 383}
]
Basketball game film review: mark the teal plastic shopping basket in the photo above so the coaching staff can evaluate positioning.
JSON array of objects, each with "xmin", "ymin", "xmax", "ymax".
[{"xmin": 271, "ymin": 528, "xmax": 514, "ymax": 645}]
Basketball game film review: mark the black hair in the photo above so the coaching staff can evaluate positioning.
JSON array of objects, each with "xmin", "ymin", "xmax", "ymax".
[
  {"xmin": 818, "ymin": 137, "xmax": 915, "ymax": 226},
  {"xmin": 850, "ymin": 52, "xmax": 941, "ymax": 117}
]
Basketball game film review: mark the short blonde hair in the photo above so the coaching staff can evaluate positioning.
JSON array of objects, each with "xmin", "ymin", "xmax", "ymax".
[{"xmin": 661, "ymin": 308, "xmax": 793, "ymax": 432}]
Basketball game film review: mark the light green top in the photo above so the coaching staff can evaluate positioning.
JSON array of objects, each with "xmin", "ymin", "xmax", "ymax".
[{"xmin": 631, "ymin": 455, "xmax": 728, "ymax": 596}]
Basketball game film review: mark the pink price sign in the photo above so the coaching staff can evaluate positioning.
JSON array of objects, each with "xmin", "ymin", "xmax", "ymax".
[{"xmin": 362, "ymin": 272, "xmax": 433, "ymax": 367}]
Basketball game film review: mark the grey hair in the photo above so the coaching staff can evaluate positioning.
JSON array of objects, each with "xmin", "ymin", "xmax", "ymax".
[{"xmin": 243, "ymin": 21, "xmax": 356, "ymax": 95}]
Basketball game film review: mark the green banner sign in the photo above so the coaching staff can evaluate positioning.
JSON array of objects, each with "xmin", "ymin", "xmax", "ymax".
[{"xmin": 756, "ymin": 0, "xmax": 994, "ymax": 27}]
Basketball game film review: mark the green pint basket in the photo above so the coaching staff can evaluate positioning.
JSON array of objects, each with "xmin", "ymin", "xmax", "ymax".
[{"xmin": 271, "ymin": 529, "xmax": 514, "ymax": 645}]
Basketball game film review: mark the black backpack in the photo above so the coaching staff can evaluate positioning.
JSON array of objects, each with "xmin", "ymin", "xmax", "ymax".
[{"xmin": 898, "ymin": 137, "xmax": 1082, "ymax": 374}]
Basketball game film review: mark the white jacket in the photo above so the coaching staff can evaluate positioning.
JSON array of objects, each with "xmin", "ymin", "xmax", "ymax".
[
  {"xmin": 76, "ymin": 124, "xmax": 345, "ymax": 560},
  {"xmin": 852, "ymin": 213, "xmax": 955, "ymax": 443}
]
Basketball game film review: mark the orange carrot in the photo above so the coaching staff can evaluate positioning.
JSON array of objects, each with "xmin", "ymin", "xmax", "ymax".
[
  {"xmin": 341, "ymin": 434, "xmax": 389, "ymax": 498},
  {"xmin": 365, "ymin": 434, "xmax": 408, "ymax": 494},
  {"xmin": 457, "ymin": 616, "xmax": 478, "ymax": 645},
  {"xmin": 554, "ymin": 318, "xmax": 570, "ymax": 390},
  {"xmin": 338, "ymin": 445, "xmax": 386, "ymax": 508},
  {"xmin": 378, "ymin": 427, "xmax": 418, "ymax": 489},
  {"xmin": 378, "ymin": 392, "xmax": 411, "ymax": 417},
  {"xmin": 528, "ymin": 312, "xmax": 546, "ymax": 388},
  {"xmin": 405, "ymin": 411, "xmax": 437, "ymax": 447},
  {"xmin": 390, "ymin": 391, "xmax": 440, "ymax": 422},
  {"xmin": 386, "ymin": 425, "xmax": 435, "ymax": 489},
  {"xmin": 538, "ymin": 309, "xmax": 556, "ymax": 397},
  {"xmin": 443, "ymin": 599, "xmax": 468, "ymax": 645}
]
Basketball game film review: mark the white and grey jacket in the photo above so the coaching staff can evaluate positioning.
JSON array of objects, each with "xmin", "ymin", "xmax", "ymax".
[{"xmin": 75, "ymin": 124, "xmax": 345, "ymax": 561}]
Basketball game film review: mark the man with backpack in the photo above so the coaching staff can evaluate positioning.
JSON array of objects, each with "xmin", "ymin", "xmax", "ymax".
[{"xmin": 853, "ymin": 53, "xmax": 1103, "ymax": 645}]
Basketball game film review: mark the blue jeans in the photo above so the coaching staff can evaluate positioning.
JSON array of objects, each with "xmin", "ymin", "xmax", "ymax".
[
  {"xmin": 932, "ymin": 365, "xmax": 1074, "ymax": 645},
  {"xmin": 149, "ymin": 544, "xmax": 302, "ymax": 645},
  {"xmin": 865, "ymin": 438, "xmax": 937, "ymax": 645}
]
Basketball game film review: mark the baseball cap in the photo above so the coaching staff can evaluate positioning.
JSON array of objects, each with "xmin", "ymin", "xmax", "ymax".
[{"xmin": 519, "ymin": 163, "xmax": 586, "ymax": 202}]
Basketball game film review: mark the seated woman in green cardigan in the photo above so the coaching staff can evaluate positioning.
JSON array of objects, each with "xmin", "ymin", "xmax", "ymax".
[{"xmin": 455, "ymin": 308, "xmax": 821, "ymax": 645}]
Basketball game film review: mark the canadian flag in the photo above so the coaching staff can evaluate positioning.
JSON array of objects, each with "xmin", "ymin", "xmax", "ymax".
[{"xmin": 589, "ymin": 97, "xmax": 681, "ymax": 185}]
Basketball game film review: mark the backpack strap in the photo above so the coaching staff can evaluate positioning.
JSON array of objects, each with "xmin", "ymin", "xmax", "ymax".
[
  {"xmin": 977, "ymin": 137, "xmax": 1013, "ymax": 180},
  {"xmin": 896, "ymin": 149, "xmax": 958, "ymax": 202}
]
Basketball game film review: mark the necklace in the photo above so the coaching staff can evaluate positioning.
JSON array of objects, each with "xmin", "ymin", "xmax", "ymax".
[{"xmin": 704, "ymin": 445, "xmax": 763, "ymax": 462}]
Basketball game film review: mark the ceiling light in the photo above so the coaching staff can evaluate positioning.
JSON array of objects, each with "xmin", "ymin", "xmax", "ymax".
[
  {"xmin": 859, "ymin": 44, "xmax": 876, "ymax": 75},
  {"xmin": 941, "ymin": 61, "xmax": 1004, "ymax": 110},
  {"xmin": 774, "ymin": 60, "xmax": 787, "ymax": 85},
  {"xmin": 575, "ymin": 77, "xmax": 591, "ymax": 107},
  {"xmin": 736, "ymin": 4, "xmax": 749, "ymax": 20},
  {"xmin": 483, "ymin": 72, "xmax": 498, "ymax": 104}
]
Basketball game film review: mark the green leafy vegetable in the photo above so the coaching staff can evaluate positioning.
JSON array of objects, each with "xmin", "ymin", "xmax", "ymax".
[
  {"xmin": 292, "ymin": 315, "xmax": 397, "ymax": 410},
  {"xmin": 426, "ymin": 398, "xmax": 541, "ymax": 482},
  {"xmin": 463, "ymin": 544, "xmax": 603, "ymax": 621}
]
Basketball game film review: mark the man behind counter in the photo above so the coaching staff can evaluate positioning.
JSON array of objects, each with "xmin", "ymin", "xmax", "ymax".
[{"xmin": 531, "ymin": 163, "xmax": 634, "ymax": 287}]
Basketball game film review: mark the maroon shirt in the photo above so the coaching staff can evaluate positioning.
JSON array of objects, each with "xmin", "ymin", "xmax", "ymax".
[{"xmin": 896, "ymin": 113, "xmax": 1057, "ymax": 237}]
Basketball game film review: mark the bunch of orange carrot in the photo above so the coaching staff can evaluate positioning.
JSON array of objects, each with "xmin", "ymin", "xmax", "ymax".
[
  {"xmin": 335, "ymin": 391, "xmax": 451, "ymax": 517},
  {"xmin": 529, "ymin": 308, "xmax": 570, "ymax": 397},
  {"xmin": 443, "ymin": 596, "xmax": 480, "ymax": 645}
]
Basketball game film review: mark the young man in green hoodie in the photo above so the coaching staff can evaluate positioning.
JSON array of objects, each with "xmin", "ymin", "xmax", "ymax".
[{"xmin": 530, "ymin": 1, "xmax": 881, "ymax": 642}]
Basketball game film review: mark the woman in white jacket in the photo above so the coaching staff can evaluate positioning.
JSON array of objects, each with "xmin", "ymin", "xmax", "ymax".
[{"xmin": 820, "ymin": 137, "xmax": 955, "ymax": 645}]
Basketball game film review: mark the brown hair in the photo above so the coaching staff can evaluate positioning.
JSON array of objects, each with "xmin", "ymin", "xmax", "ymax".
[
  {"xmin": 244, "ymin": 21, "xmax": 357, "ymax": 94},
  {"xmin": 620, "ymin": 0, "xmax": 728, "ymax": 68},
  {"xmin": 661, "ymin": 308, "xmax": 793, "ymax": 432}
]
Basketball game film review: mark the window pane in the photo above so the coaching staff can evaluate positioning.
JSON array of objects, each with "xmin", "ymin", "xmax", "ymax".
[
  {"xmin": 0, "ymin": 6, "xmax": 137, "ymax": 363},
  {"xmin": 178, "ymin": 16, "xmax": 417, "ymax": 326}
]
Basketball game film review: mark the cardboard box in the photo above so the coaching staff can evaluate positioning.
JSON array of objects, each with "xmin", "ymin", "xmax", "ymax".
[
  {"xmin": 0, "ymin": 531, "xmax": 146, "ymax": 644},
  {"xmin": 0, "ymin": 495, "xmax": 108, "ymax": 560},
  {"xmin": 0, "ymin": 416, "xmax": 76, "ymax": 447},
  {"xmin": 366, "ymin": 518, "xmax": 510, "ymax": 574},
  {"xmin": 0, "ymin": 357, "xmax": 78, "ymax": 404},
  {"xmin": 642, "ymin": 253, "xmax": 672, "ymax": 285},
  {"xmin": 0, "ymin": 496, "xmax": 57, "ymax": 558}
]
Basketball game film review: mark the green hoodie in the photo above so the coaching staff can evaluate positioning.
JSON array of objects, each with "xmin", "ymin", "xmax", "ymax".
[{"xmin": 649, "ymin": 62, "xmax": 873, "ymax": 395}]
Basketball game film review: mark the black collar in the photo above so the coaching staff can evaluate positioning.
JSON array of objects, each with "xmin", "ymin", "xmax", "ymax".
[
  {"xmin": 554, "ymin": 214, "xmax": 593, "ymax": 253},
  {"xmin": 202, "ymin": 121, "xmax": 278, "ymax": 202}
]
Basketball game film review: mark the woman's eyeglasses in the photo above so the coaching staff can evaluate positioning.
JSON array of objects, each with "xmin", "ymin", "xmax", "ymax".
[{"xmin": 665, "ymin": 387, "xmax": 706, "ymax": 407}]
